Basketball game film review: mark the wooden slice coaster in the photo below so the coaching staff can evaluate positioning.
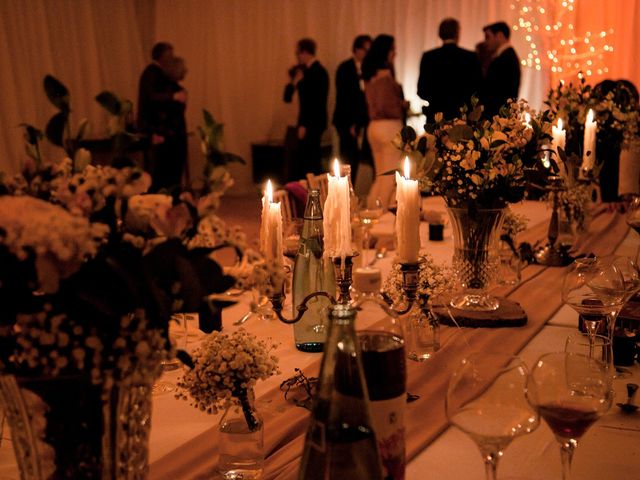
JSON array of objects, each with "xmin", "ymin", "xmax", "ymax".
[{"xmin": 431, "ymin": 296, "xmax": 528, "ymax": 328}]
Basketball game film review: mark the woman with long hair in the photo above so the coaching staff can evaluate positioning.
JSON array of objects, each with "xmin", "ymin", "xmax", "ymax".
[{"xmin": 362, "ymin": 34, "xmax": 407, "ymax": 209}]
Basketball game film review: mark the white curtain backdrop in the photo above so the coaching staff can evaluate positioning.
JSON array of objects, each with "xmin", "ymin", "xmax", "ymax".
[{"xmin": 1, "ymin": 0, "xmax": 638, "ymax": 193}]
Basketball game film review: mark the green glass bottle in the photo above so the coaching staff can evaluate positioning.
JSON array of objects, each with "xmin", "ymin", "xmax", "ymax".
[{"xmin": 292, "ymin": 189, "xmax": 336, "ymax": 352}]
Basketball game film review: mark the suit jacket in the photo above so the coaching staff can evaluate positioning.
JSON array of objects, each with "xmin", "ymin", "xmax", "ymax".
[
  {"xmin": 284, "ymin": 60, "xmax": 329, "ymax": 132},
  {"xmin": 480, "ymin": 46, "xmax": 521, "ymax": 118},
  {"xmin": 137, "ymin": 63, "xmax": 175, "ymax": 135},
  {"xmin": 332, "ymin": 58, "xmax": 368, "ymax": 131},
  {"xmin": 417, "ymin": 44, "xmax": 482, "ymax": 121}
]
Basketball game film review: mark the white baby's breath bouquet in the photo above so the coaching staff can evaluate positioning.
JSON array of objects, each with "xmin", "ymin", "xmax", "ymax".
[
  {"xmin": 383, "ymin": 253, "xmax": 454, "ymax": 307},
  {"xmin": 177, "ymin": 329, "xmax": 279, "ymax": 429}
]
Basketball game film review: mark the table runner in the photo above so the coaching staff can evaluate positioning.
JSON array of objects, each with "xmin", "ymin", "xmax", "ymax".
[{"xmin": 151, "ymin": 209, "xmax": 628, "ymax": 480}]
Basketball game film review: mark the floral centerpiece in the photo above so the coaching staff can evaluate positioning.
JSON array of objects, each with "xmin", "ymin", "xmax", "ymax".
[
  {"xmin": 545, "ymin": 78, "xmax": 639, "ymax": 201},
  {"xmin": 398, "ymin": 99, "xmax": 552, "ymax": 311},
  {"xmin": 0, "ymin": 77, "xmax": 244, "ymax": 478},
  {"xmin": 398, "ymin": 98, "xmax": 553, "ymax": 209}
]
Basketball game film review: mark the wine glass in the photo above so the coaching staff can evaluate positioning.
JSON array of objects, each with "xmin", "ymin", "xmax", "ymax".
[
  {"xmin": 626, "ymin": 196, "xmax": 640, "ymax": 264},
  {"xmin": 565, "ymin": 332, "xmax": 614, "ymax": 373},
  {"xmin": 357, "ymin": 198, "xmax": 384, "ymax": 265},
  {"xmin": 526, "ymin": 352, "xmax": 613, "ymax": 480},
  {"xmin": 446, "ymin": 353, "xmax": 539, "ymax": 480},
  {"xmin": 561, "ymin": 257, "xmax": 625, "ymax": 352}
]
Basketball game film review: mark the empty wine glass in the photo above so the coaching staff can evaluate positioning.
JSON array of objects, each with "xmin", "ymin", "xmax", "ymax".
[
  {"xmin": 358, "ymin": 197, "xmax": 384, "ymax": 264},
  {"xmin": 526, "ymin": 352, "xmax": 613, "ymax": 480},
  {"xmin": 561, "ymin": 257, "xmax": 626, "ymax": 353},
  {"xmin": 446, "ymin": 353, "xmax": 539, "ymax": 480},
  {"xmin": 565, "ymin": 332, "xmax": 614, "ymax": 373},
  {"xmin": 626, "ymin": 196, "xmax": 640, "ymax": 264}
]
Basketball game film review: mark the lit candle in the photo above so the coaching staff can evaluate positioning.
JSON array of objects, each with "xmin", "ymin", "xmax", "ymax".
[
  {"xmin": 323, "ymin": 159, "xmax": 352, "ymax": 259},
  {"xmin": 582, "ymin": 109, "xmax": 597, "ymax": 173},
  {"xmin": 551, "ymin": 118, "xmax": 566, "ymax": 172},
  {"xmin": 260, "ymin": 179, "xmax": 283, "ymax": 264},
  {"xmin": 395, "ymin": 157, "xmax": 421, "ymax": 263}
]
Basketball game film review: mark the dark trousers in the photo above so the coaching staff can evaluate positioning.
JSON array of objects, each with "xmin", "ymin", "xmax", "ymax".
[
  {"xmin": 291, "ymin": 128, "xmax": 323, "ymax": 181},
  {"xmin": 336, "ymin": 127, "xmax": 359, "ymax": 184}
]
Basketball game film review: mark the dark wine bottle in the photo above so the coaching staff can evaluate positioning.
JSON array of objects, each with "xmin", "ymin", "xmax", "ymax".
[
  {"xmin": 292, "ymin": 189, "xmax": 336, "ymax": 352},
  {"xmin": 298, "ymin": 304, "xmax": 384, "ymax": 480}
]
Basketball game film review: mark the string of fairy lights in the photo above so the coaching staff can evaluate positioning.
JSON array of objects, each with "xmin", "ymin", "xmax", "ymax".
[{"xmin": 511, "ymin": 0, "xmax": 613, "ymax": 83}]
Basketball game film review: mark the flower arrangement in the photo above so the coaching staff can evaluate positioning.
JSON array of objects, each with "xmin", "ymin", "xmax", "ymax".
[
  {"xmin": 501, "ymin": 209, "xmax": 529, "ymax": 242},
  {"xmin": 398, "ymin": 99, "xmax": 553, "ymax": 209},
  {"xmin": 177, "ymin": 329, "xmax": 279, "ymax": 429},
  {"xmin": 383, "ymin": 253, "xmax": 454, "ymax": 307}
]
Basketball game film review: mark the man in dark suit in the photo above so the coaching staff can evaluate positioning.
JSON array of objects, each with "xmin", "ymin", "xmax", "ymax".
[
  {"xmin": 137, "ymin": 42, "xmax": 187, "ymax": 190},
  {"xmin": 480, "ymin": 21, "xmax": 521, "ymax": 119},
  {"xmin": 284, "ymin": 38, "xmax": 329, "ymax": 180},
  {"xmin": 418, "ymin": 18, "xmax": 482, "ymax": 123},
  {"xmin": 332, "ymin": 35, "xmax": 372, "ymax": 184}
]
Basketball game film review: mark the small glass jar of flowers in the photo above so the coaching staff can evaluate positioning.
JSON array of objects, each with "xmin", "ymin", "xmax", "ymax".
[{"xmin": 177, "ymin": 329, "xmax": 279, "ymax": 479}]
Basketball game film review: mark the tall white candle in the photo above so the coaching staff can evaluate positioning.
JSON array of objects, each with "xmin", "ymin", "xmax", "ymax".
[
  {"xmin": 582, "ymin": 109, "xmax": 597, "ymax": 172},
  {"xmin": 259, "ymin": 179, "xmax": 283, "ymax": 264},
  {"xmin": 395, "ymin": 157, "xmax": 421, "ymax": 263},
  {"xmin": 323, "ymin": 159, "xmax": 352, "ymax": 259},
  {"xmin": 551, "ymin": 118, "xmax": 566, "ymax": 173}
]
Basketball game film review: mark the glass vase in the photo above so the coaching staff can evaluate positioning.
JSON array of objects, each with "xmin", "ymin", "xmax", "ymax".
[
  {"xmin": 447, "ymin": 206, "xmax": 506, "ymax": 311},
  {"xmin": 403, "ymin": 298, "xmax": 440, "ymax": 362},
  {"xmin": 218, "ymin": 389, "xmax": 264, "ymax": 480},
  {"xmin": 0, "ymin": 372, "xmax": 155, "ymax": 479}
]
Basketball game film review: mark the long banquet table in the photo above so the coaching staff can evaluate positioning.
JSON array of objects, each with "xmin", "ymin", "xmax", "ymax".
[{"xmin": 0, "ymin": 198, "xmax": 639, "ymax": 479}]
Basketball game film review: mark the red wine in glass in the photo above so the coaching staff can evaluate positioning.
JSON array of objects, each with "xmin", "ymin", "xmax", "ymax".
[{"xmin": 538, "ymin": 403, "xmax": 600, "ymax": 440}]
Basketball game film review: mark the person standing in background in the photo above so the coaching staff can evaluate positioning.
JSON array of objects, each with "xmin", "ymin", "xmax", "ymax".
[
  {"xmin": 332, "ymin": 34, "xmax": 372, "ymax": 185},
  {"xmin": 479, "ymin": 21, "xmax": 521, "ymax": 118},
  {"xmin": 417, "ymin": 18, "xmax": 482, "ymax": 122},
  {"xmin": 137, "ymin": 42, "xmax": 187, "ymax": 189},
  {"xmin": 284, "ymin": 38, "xmax": 329, "ymax": 180},
  {"xmin": 362, "ymin": 34, "xmax": 407, "ymax": 210}
]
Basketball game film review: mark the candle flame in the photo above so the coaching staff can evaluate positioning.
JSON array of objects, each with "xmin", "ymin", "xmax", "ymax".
[
  {"xmin": 266, "ymin": 179, "xmax": 273, "ymax": 203},
  {"xmin": 403, "ymin": 157, "xmax": 411, "ymax": 179},
  {"xmin": 333, "ymin": 158, "xmax": 341, "ymax": 177},
  {"xmin": 586, "ymin": 109, "xmax": 594, "ymax": 123},
  {"xmin": 557, "ymin": 118, "xmax": 563, "ymax": 130},
  {"xmin": 524, "ymin": 112, "xmax": 531, "ymax": 126}
]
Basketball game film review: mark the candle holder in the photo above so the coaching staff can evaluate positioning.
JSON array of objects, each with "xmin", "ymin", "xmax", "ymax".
[
  {"xmin": 268, "ymin": 255, "xmax": 422, "ymax": 324},
  {"xmin": 534, "ymin": 175, "xmax": 575, "ymax": 267},
  {"xmin": 268, "ymin": 254, "xmax": 357, "ymax": 324}
]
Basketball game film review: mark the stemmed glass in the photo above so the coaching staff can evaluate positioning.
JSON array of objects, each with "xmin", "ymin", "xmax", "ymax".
[
  {"xmin": 526, "ymin": 352, "xmax": 614, "ymax": 480},
  {"xmin": 625, "ymin": 196, "xmax": 640, "ymax": 264},
  {"xmin": 561, "ymin": 257, "xmax": 626, "ymax": 354},
  {"xmin": 446, "ymin": 353, "xmax": 539, "ymax": 480},
  {"xmin": 357, "ymin": 198, "xmax": 384, "ymax": 265}
]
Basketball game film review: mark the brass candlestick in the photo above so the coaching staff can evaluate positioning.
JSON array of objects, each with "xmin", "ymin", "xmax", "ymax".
[{"xmin": 534, "ymin": 175, "xmax": 574, "ymax": 267}]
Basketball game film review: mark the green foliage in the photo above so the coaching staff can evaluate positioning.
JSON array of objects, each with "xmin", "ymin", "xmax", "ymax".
[{"xmin": 95, "ymin": 91, "xmax": 121, "ymax": 115}]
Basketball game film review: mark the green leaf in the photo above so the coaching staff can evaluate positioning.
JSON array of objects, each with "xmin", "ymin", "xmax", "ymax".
[
  {"xmin": 95, "ymin": 91, "xmax": 121, "ymax": 115},
  {"xmin": 203, "ymin": 109, "xmax": 215, "ymax": 127},
  {"xmin": 76, "ymin": 118, "xmax": 89, "ymax": 141},
  {"xmin": 380, "ymin": 168, "xmax": 398, "ymax": 176},
  {"xmin": 43, "ymin": 75, "xmax": 70, "ymax": 111},
  {"xmin": 468, "ymin": 105, "xmax": 483, "ymax": 122},
  {"xmin": 447, "ymin": 125, "xmax": 474, "ymax": 142},
  {"xmin": 222, "ymin": 152, "xmax": 246, "ymax": 165},
  {"xmin": 176, "ymin": 350, "xmax": 194, "ymax": 369},
  {"xmin": 490, "ymin": 139, "xmax": 507, "ymax": 148},
  {"xmin": 19, "ymin": 123, "xmax": 43, "ymax": 145},
  {"xmin": 400, "ymin": 126, "xmax": 417, "ymax": 144},
  {"xmin": 45, "ymin": 111, "xmax": 68, "ymax": 147}
]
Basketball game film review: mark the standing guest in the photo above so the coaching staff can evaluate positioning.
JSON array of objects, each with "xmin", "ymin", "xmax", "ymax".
[
  {"xmin": 137, "ymin": 42, "xmax": 187, "ymax": 188},
  {"xmin": 480, "ymin": 22, "xmax": 521, "ymax": 118},
  {"xmin": 418, "ymin": 18, "xmax": 482, "ymax": 122},
  {"xmin": 475, "ymin": 41, "xmax": 493, "ymax": 77},
  {"xmin": 362, "ymin": 34, "xmax": 407, "ymax": 210},
  {"xmin": 332, "ymin": 34, "xmax": 372, "ymax": 184},
  {"xmin": 151, "ymin": 56, "xmax": 188, "ymax": 191},
  {"xmin": 284, "ymin": 38, "xmax": 329, "ymax": 180}
]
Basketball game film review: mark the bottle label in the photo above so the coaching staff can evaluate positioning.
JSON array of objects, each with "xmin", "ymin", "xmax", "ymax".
[{"xmin": 370, "ymin": 395, "xmax": 406, "ymax": 480}]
